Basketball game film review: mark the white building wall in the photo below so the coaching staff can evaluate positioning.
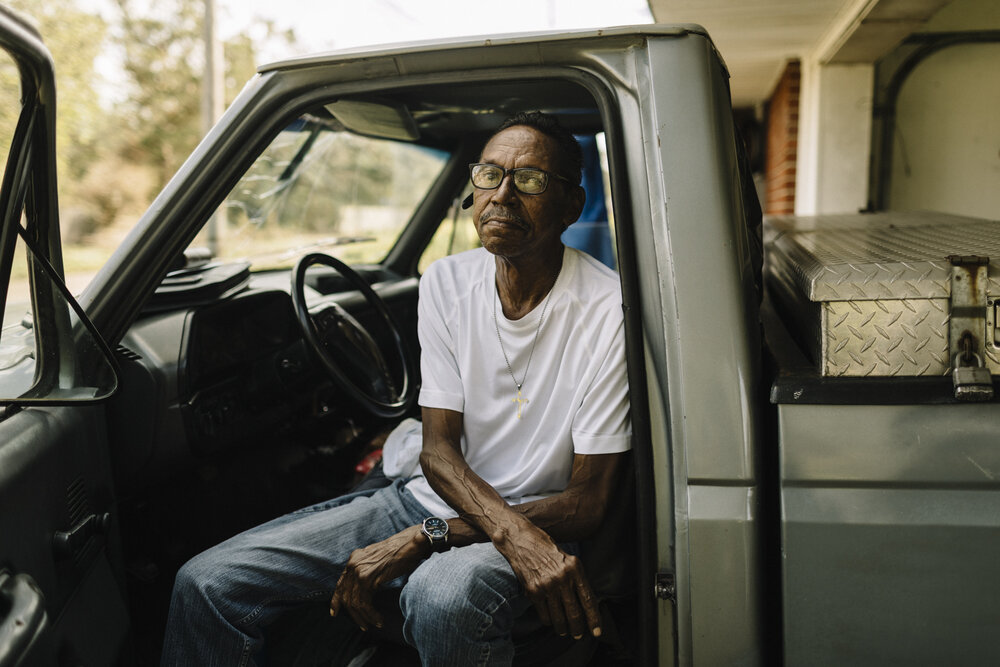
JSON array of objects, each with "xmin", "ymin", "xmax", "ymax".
[
  {"xmin": 795, "ymin": 62, "xmax": 874, "ymax": 215},
  {"xmin": 793, "ymin": 0, "xmax": 999, "ymax": 218},
  {"xmin": 885, "ymin": 0, "xmax": 1000, "ymax": 219},
  {"xmin": 888, "ymin": 43, "xmax": 1000, "ymax": 219}
]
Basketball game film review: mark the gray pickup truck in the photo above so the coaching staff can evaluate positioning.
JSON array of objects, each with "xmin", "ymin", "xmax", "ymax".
[{"xmin": 0, "ymin": 5, "xmax": 997, "ymax": 665}]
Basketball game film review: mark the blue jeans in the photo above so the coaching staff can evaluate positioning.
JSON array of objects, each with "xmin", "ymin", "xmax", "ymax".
[{"xmin": 161, "ymin": 479, "xmax": 529, "ymax": 666}]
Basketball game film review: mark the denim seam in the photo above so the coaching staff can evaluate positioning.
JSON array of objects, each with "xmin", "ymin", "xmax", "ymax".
[
  {"xmin": 239, "ymin": 637, "xmax": 253, "ymax": 667},
  {"xmin": 237, "ymin": 588, "xmax": 329, "ymax": 627},
  {"xmin": 236, "ymin": 589, "xmax": 331, "ymax": 667},
  {"xmin": 292, "ymin": 504, "xmax": 333, "ymax": 514},
  {"xmin": 476, "ymin": 593, "xmax": 512, "ymax": 667},
  {"xmin": 292, "ymin": 498, "xmax": 358, "ymax": 514}
]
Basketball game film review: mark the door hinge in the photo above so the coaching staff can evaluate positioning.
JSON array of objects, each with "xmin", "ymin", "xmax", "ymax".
[{"xmin": 654, "ymin": 572, "xmax": 676, "ymax": 602}]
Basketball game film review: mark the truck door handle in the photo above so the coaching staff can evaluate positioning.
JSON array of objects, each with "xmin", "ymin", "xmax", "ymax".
[
  {"xmin": 53, "ymin": 512, "xmax": 110, "ymax": 561},
  {"xmin": 0, "ymin": 571, "xmax": 47, "ymax": 667}
]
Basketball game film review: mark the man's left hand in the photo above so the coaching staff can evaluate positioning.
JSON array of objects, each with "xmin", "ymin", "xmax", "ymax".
[{"xmin": 495, "ymin": 520, "xmax": 602, "ymax": 640}]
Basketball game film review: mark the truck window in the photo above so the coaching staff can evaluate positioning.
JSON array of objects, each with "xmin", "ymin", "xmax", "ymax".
[
  {"xmin": 0, "ymin": 41, "xmax": 117, "ymax": 405},
  {"xmin": 189, "ymin": 117, "xmax": 450, "ymax": 271}
]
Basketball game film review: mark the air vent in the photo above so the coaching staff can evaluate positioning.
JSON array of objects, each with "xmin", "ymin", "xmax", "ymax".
[
  {"xmin": 58, "ymin": 477, "xmax": 104, "ymax": 566},
  {"xmin": 65, "ymin": 476, "xmax": 92, "ymax": 526},
  {"xmin": 116, "ymin": 344, "xmax": 142, "ymax": 362}
]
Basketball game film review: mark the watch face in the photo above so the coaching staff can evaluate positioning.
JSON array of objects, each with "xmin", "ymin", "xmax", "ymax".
[{"xmin": 423, "ymin": 517, "xmax": 448, "ymax": 539}]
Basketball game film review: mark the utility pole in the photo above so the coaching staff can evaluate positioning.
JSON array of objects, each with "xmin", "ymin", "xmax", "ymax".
[{"xmin": 202, "ymin": 0, "xmax": 224, "ymax": 256}]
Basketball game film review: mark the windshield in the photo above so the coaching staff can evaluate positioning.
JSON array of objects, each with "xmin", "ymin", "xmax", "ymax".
[{"xmin": 190, "ymin": 115, "xmax": 450, "ymax": 270}]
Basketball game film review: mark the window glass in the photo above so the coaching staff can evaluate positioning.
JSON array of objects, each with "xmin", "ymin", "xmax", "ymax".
[
  {"xmin": 418, "ymin": 191, "xmax": 482, "ymax": 274},
  {"xmin": 191, "ymin": 117, "xmax": 450, "ymax": 270},
  {"xmin": 0, "ymin": 48, "xmax": 27, "ymax": 390},
  {"xmin": 0, "ymin": 46, "xmax": 15, "ymax": 174},
  {"xmin": 2, "ymin": 222, "xmax": 28, "ymax": 330},
  {"xmin": 0, "ymin": 51, "xmax": 116, "ymax": 404},
  {"xmin": 0, "ymin": 225, "xmax": 118, "ymax": 404},
  {"xmin": 0, "ymin": 234, "xmax": 33, "ymax": 396}
]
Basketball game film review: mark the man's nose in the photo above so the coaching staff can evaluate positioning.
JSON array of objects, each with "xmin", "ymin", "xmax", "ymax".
[{"xmin": 490, "ymin": 172, "xmax": 519, "ymax": 204}]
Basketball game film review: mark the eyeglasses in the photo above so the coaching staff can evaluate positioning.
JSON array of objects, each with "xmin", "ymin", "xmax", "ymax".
[{"xmin": 468, "ymin": 163, "xmax": 574, "ymax": 195}]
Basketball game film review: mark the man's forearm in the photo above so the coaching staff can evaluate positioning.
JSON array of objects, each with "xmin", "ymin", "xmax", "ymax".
[
  {"xmin": 418, "ymin": 430, "xmax": 528, "ymax": 544},
  {"xmin": 418, "ymin": 407, "xmax": 622, "ymax": 545},
  {"xmin": 421, "ymin": 436, "xmax": 619, "ymax": 545},
  {"xmin": 435, "ymin": 490, "xmax": 608, "ymax": 548}
]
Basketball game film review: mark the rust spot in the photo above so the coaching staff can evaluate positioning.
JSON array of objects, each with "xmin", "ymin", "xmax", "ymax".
[
  {"xmin": 967, "ymin": 267, "xmax": 978, "ymax": 295},
  {"xmin": 948, "ymin": 255, "xmax": 990, "ymax": 297}
]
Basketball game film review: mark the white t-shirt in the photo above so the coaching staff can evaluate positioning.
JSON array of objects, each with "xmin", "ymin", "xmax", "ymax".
[{"xmin": 406, "ymin": 246, "xmax": 631, "ymax": 518}]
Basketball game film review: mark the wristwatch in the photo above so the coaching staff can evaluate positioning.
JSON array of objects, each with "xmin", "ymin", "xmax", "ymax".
[{"xmin": 421, "ymin": 517, "xmax": 449, "ymax": 549}]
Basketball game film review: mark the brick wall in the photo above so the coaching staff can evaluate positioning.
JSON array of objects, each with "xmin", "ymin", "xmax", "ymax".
[{"xmin": 765, "ymin": 61, "xmax": 800, "ymax": 215}]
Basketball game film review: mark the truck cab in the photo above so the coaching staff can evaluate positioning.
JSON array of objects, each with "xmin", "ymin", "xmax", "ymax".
[{"xmin": 0, "ymin": 5, "xmax": 996, "ymax": 665}]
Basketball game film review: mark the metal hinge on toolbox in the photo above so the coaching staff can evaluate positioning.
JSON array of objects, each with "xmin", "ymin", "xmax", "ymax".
[{"xmin": 949, "ymin": 255, "xmax": 994, "ymax": 401}]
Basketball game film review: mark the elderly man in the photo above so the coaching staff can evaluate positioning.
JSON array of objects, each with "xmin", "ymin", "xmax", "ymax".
[{"xmin": 162, "ymin": 111, "xmax": 631, "ymax": 666}]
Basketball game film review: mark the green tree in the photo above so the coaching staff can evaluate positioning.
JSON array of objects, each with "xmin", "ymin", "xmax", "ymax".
[
  {"xmin": 112, "ymin": 0, "xmax": 297, "ymax": 193},
  {"xmin": 0, "ymin": 45, "xmax": 17, "ymax": 173},
  {"xmin": 224, "ymin": 21, "xmax": 296, "ymax": 102},
  {"xmin": 0, "ymin": 1, "xmax": 297, "ymax": 245},
  {"xmin": 2, "ymin": 0, "xmax": 107, "ymax": 199},
  {"xmin": 113, "ymin": 0, "xmax": 203, "ymax": 186}
]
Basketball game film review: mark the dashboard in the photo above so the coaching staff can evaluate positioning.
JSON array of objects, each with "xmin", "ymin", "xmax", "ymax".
[
  {"xmin": 179, "ymin": 290, "xmax": 314, "ymax": 453},
  {"xmin": 106, "ymin": 267, "xmax": 419, "ymax": 492}
]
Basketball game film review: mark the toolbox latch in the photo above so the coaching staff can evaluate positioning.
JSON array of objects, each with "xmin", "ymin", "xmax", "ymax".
[
  {"xmin": 948, "ymin": 256, "xmax": 994, "ymax": 401},
  {"xmin": 991, "ymin": 300, "xmax": 1000, "ymax": 347}
]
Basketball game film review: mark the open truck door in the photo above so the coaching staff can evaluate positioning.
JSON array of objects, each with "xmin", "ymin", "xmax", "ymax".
[{"xmin": 0, "ymin": 7, "xmax": 124, "ymax": 665}]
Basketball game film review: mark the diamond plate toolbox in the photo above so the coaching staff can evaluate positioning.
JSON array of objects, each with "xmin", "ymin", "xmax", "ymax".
[{"xmin": 765, "ymin": 212, "xmax": 1000, "ymax": 377}]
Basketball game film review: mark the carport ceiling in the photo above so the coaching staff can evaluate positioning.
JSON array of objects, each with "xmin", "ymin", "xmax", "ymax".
[{"xmin": 648, "ymin": 0, "xmax": 953, "ymax": 106}]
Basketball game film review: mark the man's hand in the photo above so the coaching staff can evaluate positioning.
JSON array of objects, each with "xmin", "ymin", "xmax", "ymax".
[
  {"xmin": 419, "ymin": 408, "xmax": 622, "ymax": 640},
  {"xmin": 329, "ymin": 526, "xmax": 427, "ymax": 631},
  {"xmin": 496, "ymin": 520, "xmax": 602, "ymax": 640}
]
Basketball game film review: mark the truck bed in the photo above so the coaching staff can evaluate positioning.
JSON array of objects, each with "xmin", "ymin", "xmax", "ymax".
[{"xmin": 761, "ymin": 215, "xmax": 1000, "ymax": 664}]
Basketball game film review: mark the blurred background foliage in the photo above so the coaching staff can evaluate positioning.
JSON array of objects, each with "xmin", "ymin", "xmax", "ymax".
[{"xmin": 3, "ymin": 0, "xmax": 296, "ymax": 251}]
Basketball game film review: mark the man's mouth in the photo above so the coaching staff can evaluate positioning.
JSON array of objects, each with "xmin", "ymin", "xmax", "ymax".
[{"xmin": 480, "ymin": 209, "xmax": 527, "ymax": 229}]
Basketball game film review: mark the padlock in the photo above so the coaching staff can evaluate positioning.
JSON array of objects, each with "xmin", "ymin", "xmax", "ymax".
[{"xmin": 952, "ymin": 353, "xmax": 995, "ymax": 402}]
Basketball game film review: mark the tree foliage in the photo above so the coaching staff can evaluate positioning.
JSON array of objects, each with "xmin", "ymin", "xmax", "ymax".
[
  {"xmin": 113, "ymin": 0, "xmax": 295, "ymax": 191},
  {"xmin": 113, "ymin": 0, "xmax": 202, "ymax": 184},
  {"xmin": 0, "ymin": 0, "xmax": 298, "ymax": 243},
  {"xmin": 2, "ymin": 0, "xmax": 107, "ymax": 190}
]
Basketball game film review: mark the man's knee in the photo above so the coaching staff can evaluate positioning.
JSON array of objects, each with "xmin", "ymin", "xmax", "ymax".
[
  {"xmin": 171, "ymin": 542, "xmax": 246, "ymax": 612},
  {"xmin": 173, "ymin": 550, "xmax": 217, "ymax": 600},
  {"xmin": 400, "ymin": 546, "xmax": 517, "ymax": 634}
]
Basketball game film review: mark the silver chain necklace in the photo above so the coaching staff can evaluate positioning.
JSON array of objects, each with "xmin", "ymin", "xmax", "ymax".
[{"xmin": 493, "ymin": 284, "xmax": 552, "ymax": 420}]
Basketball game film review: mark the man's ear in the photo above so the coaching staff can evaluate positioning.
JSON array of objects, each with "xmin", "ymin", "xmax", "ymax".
[{"xmin": 562, "ymin": 185, "xmax": 586, "ymax": 230}]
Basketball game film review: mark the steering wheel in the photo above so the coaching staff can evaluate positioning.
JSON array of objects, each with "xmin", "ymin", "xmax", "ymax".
[{"xmin": 291, "ymin": 253, "xmax": 416, "ymax": 418}]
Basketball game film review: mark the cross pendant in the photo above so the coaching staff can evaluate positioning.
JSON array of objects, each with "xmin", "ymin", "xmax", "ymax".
[{"xmin": 512, "ymin": 389, "xmax": 529, "ymax": 419}]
